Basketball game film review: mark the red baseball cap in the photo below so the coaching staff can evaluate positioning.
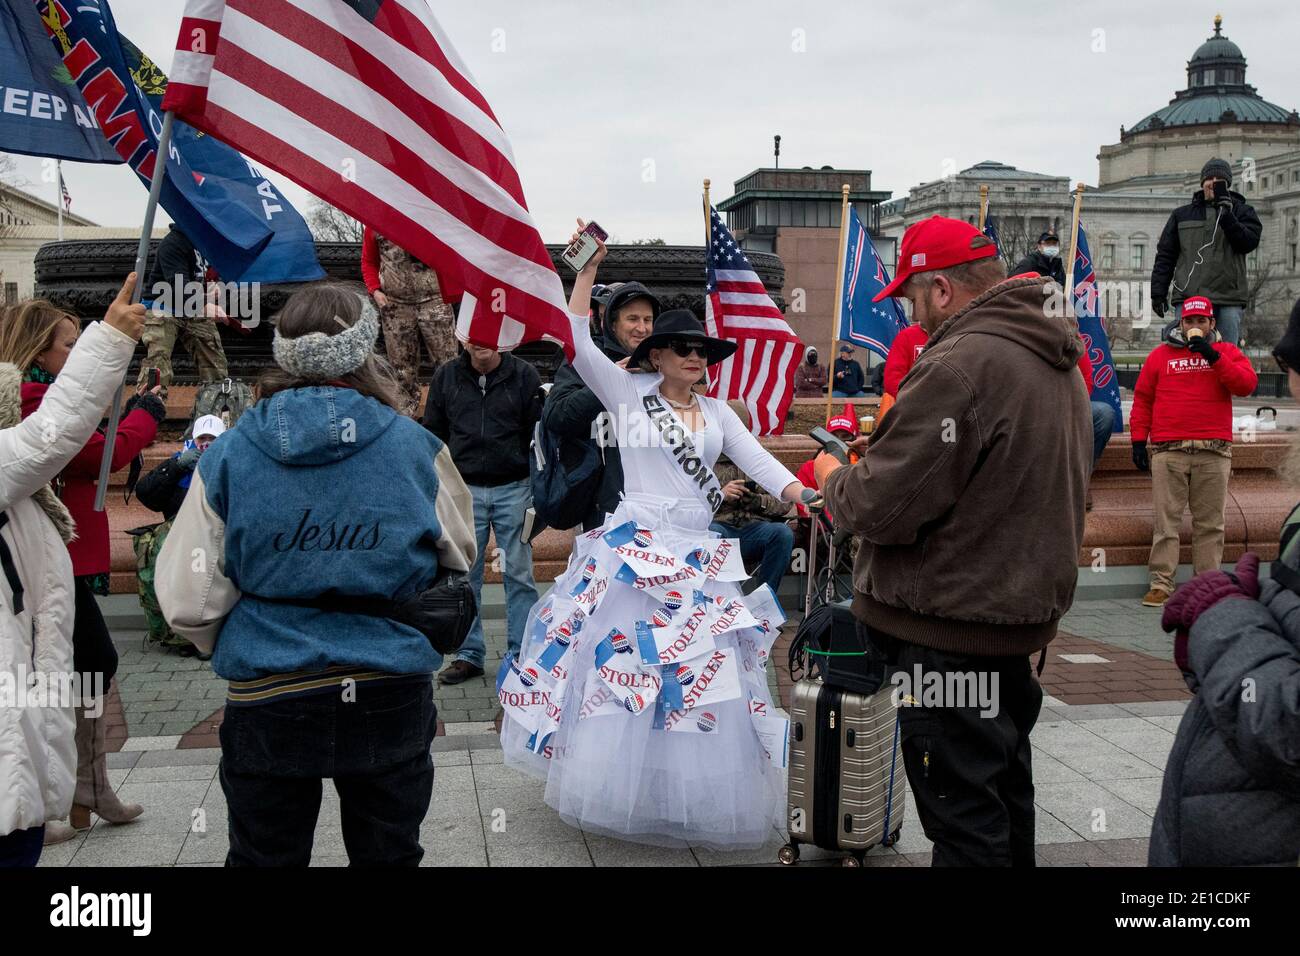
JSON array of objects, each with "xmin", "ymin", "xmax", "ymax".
[
  {"xmin": 826, "ymin": 403, "xmax": 859, "ymax": 438},
  {"xmin": 1181, "ymin": 296, "xmax": 1214, "ymax": 319},
  {"xmin": 874, "ymin": 216, "xmax": 1000, "ymax": 302}
]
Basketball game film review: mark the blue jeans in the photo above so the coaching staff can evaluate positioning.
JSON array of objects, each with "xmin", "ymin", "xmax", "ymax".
[
  {"xmin": 710, "ymin": 520, "xmax": 795, "ymax": 595},
  {"xmin": 832, "ymin": 389, "xmax": 866, "ymax": 398},
  {"xmin": 219, "ymin": 681, "xmax": 437, "ymax": 866},
  {"xmin": 459, "ymin": 479, "xmax": 539, "ymax": 669},
  {"xmin": 1091, "ymin": 401, "xmax": 1116, "ymax": 468},
  {"xmin": 1214, "ymin": 306, "xmax": 1242, "ymax": 346}
]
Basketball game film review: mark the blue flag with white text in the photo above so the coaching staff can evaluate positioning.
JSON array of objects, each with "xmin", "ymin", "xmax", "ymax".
[
  {"xmin": 0, "ymin": 0, "xmax": 119, "ymax": 162},
  {"xmin": 38, "ymin": 0, "xmax": 322, "ymax": 283},
  {"xmin": 1071, "ymin": 223, "xmax": 1123, "ymax": 432},
  {"xmin": 838, "ymin": 205, "xmax": 907, "ymax": 360}
]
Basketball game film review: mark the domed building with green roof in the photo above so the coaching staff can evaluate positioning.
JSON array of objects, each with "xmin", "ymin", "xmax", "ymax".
[{"xmin": 1098, "ymin": 15, "xmax": 1299, "ymax": 193}]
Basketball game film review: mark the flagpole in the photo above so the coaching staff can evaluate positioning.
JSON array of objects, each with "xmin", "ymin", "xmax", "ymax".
[
  {"xmin": 825, "ymin": 183, "xmax": 851, "ymax": 423},
  {"xmin": 94, "ymin": 110, "xmax": 176, "ymax": 512},
  {"xmin": 1063, "ymin": 182, "xmax": 1085, "ymax": 304},
  {"xmin": 56, "ymin": 161, "xmax": 64, "ymax": 242},
  {"xmin": 977, "ymin": 184, "xmax": 989, "ymax": 231},
  {"xmin": 702, "ymin": 178, "xmax": 711, "ymax": 247}
]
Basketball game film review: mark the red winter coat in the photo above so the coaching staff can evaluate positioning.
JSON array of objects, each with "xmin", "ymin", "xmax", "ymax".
[
  {"xmin": 20, "ymin": 382, "xmax": 158, "ymax": 576},
  {"xmin": 1130, "ymin": 342, "xmax": 1258, "ymax": 443}
]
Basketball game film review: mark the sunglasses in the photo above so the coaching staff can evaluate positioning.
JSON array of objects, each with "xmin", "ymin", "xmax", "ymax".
[{"xmin": 666, "ymin": 339, "xmax": 709, "ymax": 358}]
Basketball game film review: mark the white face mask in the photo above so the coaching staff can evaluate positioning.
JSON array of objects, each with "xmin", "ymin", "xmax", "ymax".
[{"xmin": 1042, "ymin": 245, "xmax": 1060, "ymax": 258}]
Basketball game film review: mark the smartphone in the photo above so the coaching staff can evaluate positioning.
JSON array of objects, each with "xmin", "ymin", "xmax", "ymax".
[
  {"xmin": 1213, "ymin": 179, "xmax": 1229, "ymax": 201},
  {"xmin": 145, "ymin": 367, "xmax": 161, "ymax": 391},
  {"xmin": 562, "ymin": 220, "xmax": 608, "ymax": 273},
  {"xmin": 810, "ymin": 426, "xmax": 850, "ymax": 465}
]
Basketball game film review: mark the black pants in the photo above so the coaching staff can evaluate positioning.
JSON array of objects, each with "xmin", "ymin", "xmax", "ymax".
[
  {"xmin": 870, "ymin": 630, "xmax": 1043, "ymax": 867},
  {"xmin": 0, "ymin": 826, "xmax": 44, "ymax": 868},
  {"xmin": 219, "ymin": 680, "xmax": 437, "ymax": 867},
  {"xmin": 73, "ymin": 576, "xmax": 118, "ymax": 684}
]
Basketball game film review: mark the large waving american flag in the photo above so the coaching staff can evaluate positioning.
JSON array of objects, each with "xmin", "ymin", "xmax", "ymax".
[
  {"xmin": 160, "ymin": 0, "xmax": 573, "ymax": 356},
  {"xmin": 705, "ymin": 207, "xmax": 804, "ymax": 435}
]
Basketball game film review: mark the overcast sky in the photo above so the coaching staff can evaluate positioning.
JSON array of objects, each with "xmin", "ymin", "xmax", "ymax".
[{"xmin": 5, "ymin": 1, "xmax": 1296, "ymax": 244}]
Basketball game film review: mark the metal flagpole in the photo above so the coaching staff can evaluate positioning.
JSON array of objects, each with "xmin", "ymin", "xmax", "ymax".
[
  {"xmin": 56, "ymin": 161, "xmax": 64, "ymax": 242},
  {"xmin": 978, "ymin": 184, "xmax": 989, "ymax": 231},
  {"xmin": 825, "ymin": 184, "xmax": 851, "ymax": 423},
  {"xmin": 1062, "ymin": 182, "xmax": 1085, "ymax": 306},
  {"xmin": 94, "ymin": 110, "xmax": 176, "ymax": 512},
  {"xmin": 702, "ymin": 178, "xmax": 711, "ymax": 247}
]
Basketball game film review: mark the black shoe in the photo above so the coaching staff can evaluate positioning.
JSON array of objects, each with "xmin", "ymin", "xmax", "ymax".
[{"xmin": 438, "ymin": 660, "xmax": 485, "ymax": 685}]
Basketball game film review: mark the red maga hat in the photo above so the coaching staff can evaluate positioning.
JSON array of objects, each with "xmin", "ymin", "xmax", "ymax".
[
  {"xmin": 874, "ymin": 216, "xmax": 999, "ymax": 302},
  {"xmin": 826, "ymin": 403, "xmax": 860, "ymax": 437},
  {"xmin": 1180, "ymin": 296, "xmax": 1215, "ymax": 319}
]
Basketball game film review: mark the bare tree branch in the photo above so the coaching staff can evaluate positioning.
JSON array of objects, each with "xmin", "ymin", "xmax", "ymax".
[{"xmin": 305, "ymin": 198, "xmax": 364, "ymax": 243}]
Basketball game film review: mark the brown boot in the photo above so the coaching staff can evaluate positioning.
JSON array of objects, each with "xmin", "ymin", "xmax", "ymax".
[
  {"xmin": 71, "ymin": 702, "xmax": 143, "ymax": 828},
  {"xmin": 1141, "ymin": 588, "xmax": 1171, "ymax": 608}
]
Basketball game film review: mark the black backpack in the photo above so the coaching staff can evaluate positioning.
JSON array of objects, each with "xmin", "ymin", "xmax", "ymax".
[{"xmin": 529, "ymin": 421, "xmax": 604, "ymax": 532}]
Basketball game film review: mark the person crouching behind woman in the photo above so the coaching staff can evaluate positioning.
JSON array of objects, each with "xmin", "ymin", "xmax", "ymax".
[
  {"xmin": 1, "ymin": 298, "xmax": 166, "ymax": 846},
  {"xmin": 1148, "ymin": 296, "xmax": 1300, "ymax": 867},
  {"xmin": 155, "ymin": 285, "xmax": 476, "ymax": 867},
  {"xmin": 0, "ymin": 275, "xmax": 147, "ymax": 867}
]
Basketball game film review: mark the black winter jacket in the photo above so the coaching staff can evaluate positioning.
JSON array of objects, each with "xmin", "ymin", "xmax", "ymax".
[
  {"xmin": 422, "ymin": 352, "xmax": 543, "ymax": 487},
  {"xmin": 1149, "ymin": 578, "xmax": 1300, "ymax": 866},
  {"xmin": 1151, "ymin": 190, "xmax": 1262, "ymax": 308},
  {"xmin": 135, "ymin": 453, "xmax": 195, "ymax": 521},
  {"xmin": 833, "ymin": 357, "xmax": 866, "ymax": 394},
  {"xmin": 1010, "ymin": 250, "xmax": 1066, "ymax": 287}
]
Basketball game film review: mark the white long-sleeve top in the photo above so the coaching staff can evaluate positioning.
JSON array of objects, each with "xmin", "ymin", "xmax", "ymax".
[{"xmin": 567, "ymin": 311, "xmax": 796, "ymax": 512}]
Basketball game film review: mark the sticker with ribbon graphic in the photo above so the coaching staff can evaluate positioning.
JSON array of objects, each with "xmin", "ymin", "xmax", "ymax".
[
  {"xmin": 613, "ymin": 560, "xmax": 701, "ymax": 597},
  {"xmin": 650, "ymin": 600, "xmax": 718, "ymax": 666},
  {"xmin": 594, "ymin": 640, "xmax": 663, "ymax": 716},
  {"xmin": 498, "ymin": 663, "xmax": 558, "ymax": 735},
  {"xmin": 576, "ymin": 669, "xmax": 626, "ymax": 721},
  {"xmin": 663, "ymin": 706, "xmax": 721, "ymax": 734},
  {"xmin": 603, "ymin": 522, "xmax": 681, "ymax": 578},
  {"xmin": 677, "ymin": 648, "xmax": 743, "ymax": 712},
  {"xmin": 688, "ymin": 538, "xmax": 748, "ymax": 583}
]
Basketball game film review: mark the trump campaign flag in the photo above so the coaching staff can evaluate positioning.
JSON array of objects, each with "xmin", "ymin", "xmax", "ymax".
[
  {"xmin": 1070, "ymin": 222, "xmax": 1123, "ymax": 432},
  {"xmin": 160, "ymin": 0, "xmax": 573, "ymax": 356},
  {"xmin": 838, "ymin": 205, "xmax": 907, "ymax": 360},
  {"xmin": 1, "ymin": 0, "xmax": 119, "ymax": 162},
  {"xmin": 37, "ymin": 0, "xmax": 275, "ymax": 280},
  {"xmin": 705, "ymin": 207, "xmax": 803, "ymax": 435}
]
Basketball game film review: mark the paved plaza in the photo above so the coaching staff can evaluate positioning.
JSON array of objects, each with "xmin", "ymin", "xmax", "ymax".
[{"xmin": 32, "ymin": 587, "xmax": 1192, "ymax": 868}]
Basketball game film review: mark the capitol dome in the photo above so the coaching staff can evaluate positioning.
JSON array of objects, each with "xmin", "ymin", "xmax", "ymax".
[{"xmin": 1128, "ymin": 15, "xmax": 1298, "ymax": 135}]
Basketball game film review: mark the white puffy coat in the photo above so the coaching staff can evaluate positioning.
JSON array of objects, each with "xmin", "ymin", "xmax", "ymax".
[{"xmin": 0, "ymin": 321, "xmax": 136, "ymax": 836}]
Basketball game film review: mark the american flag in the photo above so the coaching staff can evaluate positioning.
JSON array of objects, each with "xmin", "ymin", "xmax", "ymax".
[
  {"xmin": 160, "ymin": 0, "xmax": 572, "ymax": 356},
  {"xmin": 704, "ymin": 207, "xmax": 803, "ymax": 435},
  {"xmin": 58, "ymin": 165, "xmax": 71, "ymax": 212}
]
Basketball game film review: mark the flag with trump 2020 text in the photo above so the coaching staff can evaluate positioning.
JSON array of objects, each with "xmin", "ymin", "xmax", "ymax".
[
  {"xmin": 37, "ymin": 0, "xmax": 279, "ymax": 281},
  {"xmin": 1072, "ymin": 222, "xmax": 1122, "ymax": 432},
  {"xmin": 705, "ymin": 206, "xmax": 804, "ymax": 435},
  {"xmin": 838, "ymin": 204, "xmax": 907, "ymax": 360},
  {"xmin": 1, "ymin": 0, "xmax": 120, "ymax": 162},
  {"xmin": 160, "ymin": 0, "xmax": 573, "ymax": 357}
]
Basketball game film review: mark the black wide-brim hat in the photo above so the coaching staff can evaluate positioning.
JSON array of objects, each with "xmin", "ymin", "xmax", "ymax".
[{"xmin": 628, "ymin": 309, "xmax": 737, "ymax": 368}]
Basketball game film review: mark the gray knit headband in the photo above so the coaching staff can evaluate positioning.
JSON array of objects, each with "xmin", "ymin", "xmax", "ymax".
[{"xmin": 272, "ymin": 297, "xmax": 380, "ymax": 379}]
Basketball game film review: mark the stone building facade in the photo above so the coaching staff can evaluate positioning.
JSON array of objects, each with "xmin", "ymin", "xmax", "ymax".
[{"xmin": 880, "ymin": 16, "xmax": 1300, "ymax": 352}]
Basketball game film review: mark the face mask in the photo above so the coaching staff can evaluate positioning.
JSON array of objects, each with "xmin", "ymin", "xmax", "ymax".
[{"xmin": 1042, "ymin": 245, "xmax": 1060, "ymax": 258}]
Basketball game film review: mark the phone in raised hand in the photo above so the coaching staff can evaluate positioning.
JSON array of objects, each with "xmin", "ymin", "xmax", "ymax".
[
  {"xmin": 562, "ymin": 220, "xmax": 608, "ymax": 273},
  {"xmin": 810, "ymin": 426, "xmax": 850, "ymax": 465}
]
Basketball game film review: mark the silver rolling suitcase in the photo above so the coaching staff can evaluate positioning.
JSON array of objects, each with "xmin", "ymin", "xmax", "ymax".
[{"xmin": 780, "ymin": 677, "xmax": 905, "ymax": 866}]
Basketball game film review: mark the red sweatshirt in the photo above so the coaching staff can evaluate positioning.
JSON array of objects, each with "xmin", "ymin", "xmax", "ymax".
[
  {"xmin": 883, "ymin": 324, "xmax": 928, "ymax": 397},
  {"xmin": 21, "ymin": 382, "xmax": 159, "ymax": 577},
  {"xmin": 1130, "ymin": 342, "xmax": 1258, "ymax": 443}
]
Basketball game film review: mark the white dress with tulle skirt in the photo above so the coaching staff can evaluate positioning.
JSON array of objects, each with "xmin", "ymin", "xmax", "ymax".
[{"xmin": 498, "ymin": 311, "xmax": 797, "ymax": 849}]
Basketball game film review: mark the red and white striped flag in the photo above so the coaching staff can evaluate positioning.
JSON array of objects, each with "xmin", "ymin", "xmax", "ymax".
[
  {"xmin": 704, "ymin": 206, "xmax": 803, "ymax": 435},
  {"xmin": 161, "ymin": 0, "xmax": 572, "ymax": 356}
]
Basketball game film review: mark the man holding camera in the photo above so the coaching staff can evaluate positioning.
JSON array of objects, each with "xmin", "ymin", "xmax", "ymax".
[
  {"xmin": 1151, "ymin": 159, "xmax": 1262, "ymax": 346},
  {"xmin": 815, "ymin": 216, "xmax": 1092, "ymax": 866}
]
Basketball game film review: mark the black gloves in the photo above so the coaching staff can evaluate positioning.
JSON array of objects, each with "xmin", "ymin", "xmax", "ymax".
[
  {"xmin": 177, "ymin": 446, "xmax": 202, "ymax": 471},
  {"xmin": 1132, "ymin": 440, "xmax": 1150, "ymax": 473},
  {"xmin": 124, "ymin": 391, "xmax": 167, "ymax": 425},
  {"xmin": 1152, "ymin": 297, "xmax": 1167, "ymax": 319},
  {"xmin": 1188, "ymin": 334, "xmax": 1220, "ymax": 364}
]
